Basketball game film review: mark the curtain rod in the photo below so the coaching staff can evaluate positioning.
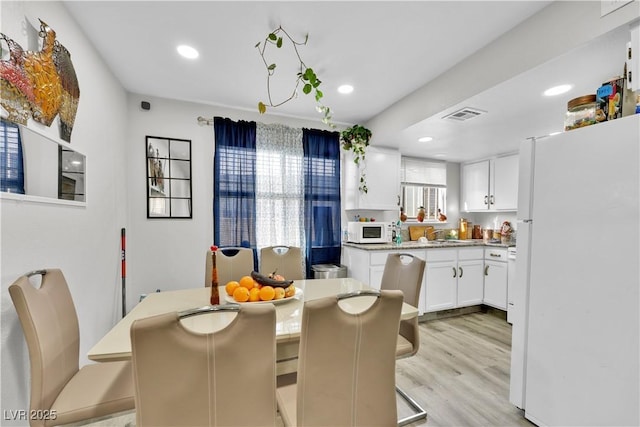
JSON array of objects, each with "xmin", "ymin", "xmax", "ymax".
[{"xmin": 197, "ymin": 116, "xmax": 213, "ymax": 126}]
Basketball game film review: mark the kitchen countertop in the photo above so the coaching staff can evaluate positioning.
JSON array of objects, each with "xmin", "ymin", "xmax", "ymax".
[{"xmin": 343, "ymin": 239, "xmax": 515, "ymax": 251}]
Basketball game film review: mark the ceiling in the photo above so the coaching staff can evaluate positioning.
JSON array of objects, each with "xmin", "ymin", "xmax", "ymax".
[{"xmin": 62, "ymin": 1, "xmax": 630, "ymax": 162}]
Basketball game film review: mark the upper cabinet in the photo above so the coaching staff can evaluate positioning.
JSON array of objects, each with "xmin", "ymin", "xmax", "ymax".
[
  {"xmin": 343, "ymin": 146, "xmax": 401, "ymax": 210},
  {"xmin": 492, "ymin": 155, "xmax": 519, "ymax": 210},
  {"xmin": 461, "ymin": 153, "xmax": 518, "ymax": 212}
]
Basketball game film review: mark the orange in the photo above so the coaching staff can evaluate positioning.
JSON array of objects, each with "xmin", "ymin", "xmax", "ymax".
[
  {"xmin": 225, "ymin": 281, "xmax": 240, "ymax": 296},
  {"xmin": 233, "ymin": 286, "xmax": 250, "ymax": 302},
  {"xmin": 274, "ymin": 287, "xmax": 285, "ymax": 300},
  {"xmin": 259, "ymin": 286, "xmax": 275, "ymax": 301},
  {"xmin": 249, "ymin": 287, "xmax": 261, "ymax": 302},
  {"xmin": 239, "ymin": 275, "xmax": 255, "ymax": 291},
  {"xmin": 284, "ymin": 285, "xmax": 296, "ymax": 298}
]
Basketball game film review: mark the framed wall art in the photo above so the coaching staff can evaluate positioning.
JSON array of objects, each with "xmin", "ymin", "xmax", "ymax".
[{"xmin": 146, "ymin": 136, "xmax": 192, "ymax": 219}]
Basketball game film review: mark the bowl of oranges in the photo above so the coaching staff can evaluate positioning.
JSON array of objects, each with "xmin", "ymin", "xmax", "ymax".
[{"xmin": 224, "ymin": 274, "xmax": 299, "ymax": 304}]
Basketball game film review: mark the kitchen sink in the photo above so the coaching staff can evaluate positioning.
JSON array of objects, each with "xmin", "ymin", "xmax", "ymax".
[{"xmin": 400, "ymin": 241, "xmax": 423, "ymax": 246}]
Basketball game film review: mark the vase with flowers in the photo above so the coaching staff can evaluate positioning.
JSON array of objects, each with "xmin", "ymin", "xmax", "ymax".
[{"xmin": 341, "ymin": 124, "xmax": 372, "ymax": 193}]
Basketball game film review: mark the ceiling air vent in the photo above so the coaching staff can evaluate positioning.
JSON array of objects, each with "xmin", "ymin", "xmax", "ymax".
[{"xmin": 442, "ymin": 107, "xmax": 486, "ymax": 121}]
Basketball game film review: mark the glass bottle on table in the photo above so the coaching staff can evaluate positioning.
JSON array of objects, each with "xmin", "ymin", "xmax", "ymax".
[{"xmin": 210, "ymin": 245, "xmax": 219, "ymax": 305}]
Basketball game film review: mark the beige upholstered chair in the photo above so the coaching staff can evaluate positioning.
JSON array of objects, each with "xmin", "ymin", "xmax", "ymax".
[
  {"xmin": 260, "ymin": 246, "xmax": 304, "ymax": 280},
  {"xmin": 205, "ymin": 247, "xmax": 254, "ymax": 286},
  {"xmin": 380, "ymin": 253, "xmax": 428, "ymax": 425},
  {"xmin": 8, "ymin": 269, "xmax": 135, "ymax": 427},
  {"xmin": 131, "ymin": 303, "xmax": 277, "ymax": 427},
  {"xmin": 276, "ymin": 289, "xmax": 403, "ymax": 426}
]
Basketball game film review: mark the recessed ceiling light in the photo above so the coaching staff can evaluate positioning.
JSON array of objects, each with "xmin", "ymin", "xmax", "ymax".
[
  {"xmin": 544, "ymin": 84, "xmax": 572, "ymax": 97},
  {"xmin": 337, "ymin": 84, "xmax": 354, "ymax": 94},
  {"xmin": 177, "ymin": 45, "xmax": 199, "ymax": 59},
  {"xmin": 418, "ymin": 136, "xmax": 433, "ymax": 142}
]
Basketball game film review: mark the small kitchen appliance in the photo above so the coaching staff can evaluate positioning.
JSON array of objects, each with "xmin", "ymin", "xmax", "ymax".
[{"xmin": 347, "ymin": 221, "xmax": 392, "ymax": 244}]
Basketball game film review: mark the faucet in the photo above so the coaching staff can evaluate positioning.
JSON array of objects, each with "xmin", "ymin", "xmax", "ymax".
[{"xmin": 430, "ymin": 229, "xmax": 446, "ymax": 239}]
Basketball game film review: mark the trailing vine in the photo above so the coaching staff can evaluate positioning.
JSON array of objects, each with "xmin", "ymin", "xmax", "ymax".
[
  {"xmin": 255, "ymin": 26, "xmax": 334, "ymax": 127},
  {"xmin": 340, "ymin": 125, "xmax": 372, "ymax": 193}
]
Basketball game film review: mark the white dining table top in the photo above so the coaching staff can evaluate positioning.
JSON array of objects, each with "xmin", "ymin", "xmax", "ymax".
[{"xmin": 87, "ymin": 277, "xmax": 418, "ymax": 362}]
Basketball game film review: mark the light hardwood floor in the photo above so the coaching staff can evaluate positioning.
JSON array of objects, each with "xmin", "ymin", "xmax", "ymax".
[
  {"xmin": 397, "ymin": 311, "xmax": 533, "ymax": 426},
  {"xmin": 80, "ymin": 311, "xmax": 531, "ymax": 426}
]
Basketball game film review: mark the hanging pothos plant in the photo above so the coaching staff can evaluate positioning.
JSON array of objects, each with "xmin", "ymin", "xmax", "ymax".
[
  {"xmin": 341, "ymin": 125, "xmax": 372, "ymax": 193},
  {"xmin": 255, "ymin": 26, "xmax": 334, "ymax": 127}
]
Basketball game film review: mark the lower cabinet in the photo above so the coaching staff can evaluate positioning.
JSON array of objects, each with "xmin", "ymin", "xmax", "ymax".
[
  {"xmin": 424, "ymin": 257, "xmax": 457, "ymax": 312},
  {"xmin": 457, "ymin": 258, "xmax": 485, "ymax": 307},
  {"xmin": 342, "ymin": 244, "xmax": 508, "ymax": 316},
  {"xmin": 424, "ymin": 247, "xmax": 484, "ymax": 313},
  {"xmin": 483, "ymin": 248, "xmax": 508, "ymax": 310},
  {"xmin": 341, "ymin": 245, "xmax": 370, "ymax": 285}
]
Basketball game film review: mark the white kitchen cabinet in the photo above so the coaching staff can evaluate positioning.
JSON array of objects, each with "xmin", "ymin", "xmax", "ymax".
[
  {"xmin": 424, "ymin": 247, "xmax": 484, "ymax": 312},
  {"xmin": 461, "ymin": 160, "xmax": 490, "ymax": 211},
  {"xmin": 461, "ymin": 154, "xmax": 518, "ymax": 212},
  {"xmin": 493, "ymin": 155, "xmax": 519, "ymax": 210},
  {"xmin": 424, "ymin": 251, "xmax": 457, "ymax": 312},
  {"xmin": 483, "ymin": 247, "xmax": 508, "ymax": 310},
  {"xmin": 343, "ymin": 146, "xmax": 401, "ymax": 210},
  {"xmin": 341, "ymin": 245, "xmax": 370, "ymax": 285},
  {"xmin": 457, "ymin": 249, "xmax": 485, "ymax": 307}
]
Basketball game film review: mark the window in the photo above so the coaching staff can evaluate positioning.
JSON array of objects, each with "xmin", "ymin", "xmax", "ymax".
[
  {"xmin": 0, "ymin": 119, "xmax": 25, "ymax": 194},
  {"xmin": 255, "ymin": 140, "xmax": 304, "ymax": 250},
  {"xmin": 401, "ymin": 157, "xmax": 446, "ymax": 221}
]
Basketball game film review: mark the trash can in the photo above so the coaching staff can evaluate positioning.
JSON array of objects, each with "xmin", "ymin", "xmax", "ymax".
[{"xmin": 312, "ymin": 264, "xmax": 347, "ymax": 279}]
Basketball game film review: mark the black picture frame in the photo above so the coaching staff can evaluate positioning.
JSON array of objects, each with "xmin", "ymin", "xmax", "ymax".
[{"xmin": 146, "ymin": 135, "xmax": 192, "ymax": 219}]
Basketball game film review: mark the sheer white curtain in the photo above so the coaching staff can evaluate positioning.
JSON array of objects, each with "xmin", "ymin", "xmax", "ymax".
[{"xmin": 255, "ymin": 123, "xmax": 305, "ymax": 273}]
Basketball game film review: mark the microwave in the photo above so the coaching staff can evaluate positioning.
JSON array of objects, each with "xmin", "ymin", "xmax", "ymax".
[{"xmin": 347, "ymin": 222, "xmax": 393, "ymax": 244}]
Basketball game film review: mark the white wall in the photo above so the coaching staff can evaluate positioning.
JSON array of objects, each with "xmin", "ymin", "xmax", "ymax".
[
  {"xmin": 365, "ymin": 0, "xmax": 640, "ymax": 146},
  {"xmin": 124, "ymin": 94, "xmax": 335, "ymax": 310},
  {"xmin": 0, "ymin": 1, "xmax": 128, "ymax": 422}
]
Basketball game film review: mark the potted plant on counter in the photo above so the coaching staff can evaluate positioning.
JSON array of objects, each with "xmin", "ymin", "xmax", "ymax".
[{"xmin": 341, "ymin": 124, "xmax": 372, "ymax": 193}]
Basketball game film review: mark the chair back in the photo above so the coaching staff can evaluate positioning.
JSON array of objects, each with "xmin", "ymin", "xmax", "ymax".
[
  {"xmin": 296, "ymin": 289, "xmax": 403, "ymax": 426},
  {"xmin": 131, "ymin": 304, "xmax": 277, "ymax": 427},
  {"xmin": 260, "ymin": 246, "xmax": 304, "ymax": 280},
  {"xmin": 380, "ymin": 253, "xmax": 425, "ymax": 307},
  {"xmin": 8, "ymin": 269, "xmax": 80, "ymax": 418},
  {"xmin": 380, "ymin": 253, "xmax": 425, "ymax": 359},
  {"xmin": 205, "ymin": 247, "xmax": 254, "ymax": 286}
]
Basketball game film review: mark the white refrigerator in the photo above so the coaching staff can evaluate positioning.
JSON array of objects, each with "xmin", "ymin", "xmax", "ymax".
[{"xmin": 509, "ymin": 114, "xmax": 639, "ymax": 426}]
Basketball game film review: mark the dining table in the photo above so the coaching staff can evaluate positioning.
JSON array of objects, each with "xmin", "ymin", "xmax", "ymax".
[{"xmin": 88, "ymin": 277, "xmax": 419, "ymax": 375}]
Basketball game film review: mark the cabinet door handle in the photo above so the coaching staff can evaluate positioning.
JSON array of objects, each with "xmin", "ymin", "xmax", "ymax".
[
  {"xmin": 484, "ymin": 195, "xmax": 489, "ymax": 205},
  {"xmin": 484, "ymin": 265, "xmax": 489, "ymax": 276},
  {"xmin": 490, "ymin": 253, "xmax": 502, "ymax": 258},
  {"xmin": 490, "ymin": 195, "xmax": 495, "ymax": 205},
  {"xmin": 452, "ymin": 267, "xmax": 457, "ymax": 278},
  {"xmin": 397, "ymin": 195, "xmax": 401, "ymax": 206},
  {"xmin": 459, "ymin": 267, "xmax": 463, "ymax": 278}
]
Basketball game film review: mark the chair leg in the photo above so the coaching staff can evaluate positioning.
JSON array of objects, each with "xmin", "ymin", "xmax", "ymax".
[{"xmin": 396, "ymin": 386, "xmax": 427, "ymax": 426}]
